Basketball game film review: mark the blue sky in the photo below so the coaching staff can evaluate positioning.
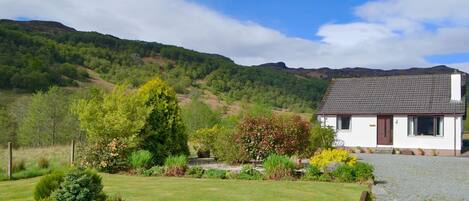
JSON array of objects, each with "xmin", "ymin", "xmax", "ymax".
[
  {"xmin": 1, "ymin": 0, "xmax": 469, "ymax": 71},
  {"xmin": 192, "ymin": 0, "xmax": 469, "ymax": 66},
  {"xmin": 191, "ymin": 0, "xmax": 366, "ymax": 40}
]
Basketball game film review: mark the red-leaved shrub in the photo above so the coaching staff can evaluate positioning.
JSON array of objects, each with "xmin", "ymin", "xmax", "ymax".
[{"xmin": 236, "ymin": 115, "xmax": 310, "ymax": 160}]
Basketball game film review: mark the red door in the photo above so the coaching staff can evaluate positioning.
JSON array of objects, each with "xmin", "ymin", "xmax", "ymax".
[{"xmin": 377, "ymin": 115, "xmax": 393, "ymax": 145}]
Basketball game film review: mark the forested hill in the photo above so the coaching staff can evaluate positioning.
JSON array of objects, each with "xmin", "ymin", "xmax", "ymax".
[{"xmin": 0, "ymin": 19, "xmax": 327, "ymax": 112}]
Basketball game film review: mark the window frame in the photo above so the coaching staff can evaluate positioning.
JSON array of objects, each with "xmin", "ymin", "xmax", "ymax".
[
  {"xmin": 408, "ymin": 115, "xmax": 444, "ymax": 137},
  {"xmin": 337, "ymin": 115, "xmax": 352, "ymax": 131}
]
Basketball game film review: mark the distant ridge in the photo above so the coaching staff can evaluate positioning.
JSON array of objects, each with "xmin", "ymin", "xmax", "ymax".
[{"xmin": 254, "ymin": 63, "xmax": 462, "ymax": 79}]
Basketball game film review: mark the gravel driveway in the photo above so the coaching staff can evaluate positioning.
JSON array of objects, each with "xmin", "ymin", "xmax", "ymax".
[{"xmin": 356, "ymin": 154, "xmax": 469, "ymax": 201}]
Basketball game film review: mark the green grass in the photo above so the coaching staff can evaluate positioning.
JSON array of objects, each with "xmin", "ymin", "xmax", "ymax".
[{"xmin": 0, "ymin": 174, "xmax": 367, "ymax": 201}]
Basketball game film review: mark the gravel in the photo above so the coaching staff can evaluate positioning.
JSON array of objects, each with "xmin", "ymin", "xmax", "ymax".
[{"xmin": 356, "ymin": 153, "xmax": 469, "ymax": 201}]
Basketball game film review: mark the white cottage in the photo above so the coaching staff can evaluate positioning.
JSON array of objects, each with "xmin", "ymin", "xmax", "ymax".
[{"xmin": 317, "ymin": 73, "xmax": 466, "ymax": 156}]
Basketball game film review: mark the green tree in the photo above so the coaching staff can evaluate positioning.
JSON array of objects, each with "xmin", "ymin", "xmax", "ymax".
[
  {"xmin": 181, "ymin": 98, "xmax": 221, "ymax": 136},
  {"xmin": 137, "ymin": 77, "xmax": 189, "ymax": 165},
  {"xmin": 309, "ymin": 124, "xmax": 336, "ymax": 153},
  {"xmin": 72, "ymin": 85, "xmax": 151, "ymax": 143},
  {"xmin": 18, "ymin": 86, "xmax": 79, "ymax": 146},
  {"xmin": 0, "ymin": 105, "xmax": 17, "ymax": 146}
]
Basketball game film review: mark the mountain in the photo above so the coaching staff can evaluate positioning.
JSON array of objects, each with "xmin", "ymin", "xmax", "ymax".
[
  {"xmin": 255, "ymin": 62, "xmax": 461, "ymax": 79},
  {"xmin": 0, "ymin": 19, "xmax": 327, "ymax": 113}
]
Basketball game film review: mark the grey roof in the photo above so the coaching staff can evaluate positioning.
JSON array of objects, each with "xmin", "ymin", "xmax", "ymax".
[{"xmin": 317, "ymin": 74, "xmax": 466, "ymax": 115}]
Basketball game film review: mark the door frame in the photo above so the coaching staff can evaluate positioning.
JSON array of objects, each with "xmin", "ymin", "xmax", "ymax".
[{"xmin": 377, "ymin": 115, "xmax": 393, "ymax": 145}]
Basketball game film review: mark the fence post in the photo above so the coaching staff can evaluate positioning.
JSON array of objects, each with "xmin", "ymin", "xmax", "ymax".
[
  {"xmin": 70, "ymin": 140, "xmax": 75, "ymax": 165},
  {"xmin": 7, "ymin": 142, "xmax": 12, "ymax": 180}
]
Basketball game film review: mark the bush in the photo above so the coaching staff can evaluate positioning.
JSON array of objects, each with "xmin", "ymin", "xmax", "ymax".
[
  {"xmin": 52, "ymin": 168, "xmax": 106, "ymax": 201},
  {"xmin": 309, "ymin": 149, "xmax": 357, "ymax": 170},
  {"xmin": 12, "ymin": 160, "xmax": 26, "ymax": 172},
  {"xmin": 78, "ymin": 138, "xmax": 130, "ymax": 173},
  {"xmin": 202, "ymin": 168, "xmax": 227, "ymax": 179},
  {"xmin": 309, "ymin": 124, "xmax": 335, "ymax": 154},
  {"xmin": 142, "ymin": 166, "xmax": 165, "ymax": 176},
  {"xmin": 191, "ymin": 125, "xmax": 220, "ymax": 157},
  {"xmin": 263, "ymin": 154, "xmax": 295, "ymax": 180},
  {"xmin": 331, "ymin": 164, "xmax": 355, "ymax": 182},
  {"xmin": 237, "ymin": 165, "xmax": 262, "ymax": 180},
  {"xmin": 37, "ymin": 157, "xmax": 50, "ymax": 169},
  {"xmin": 353, "ymin": 162, "xmax": 374, "ymax": 182},
  {"xmin": 34, "ymin": 172, "xmax": 64, "ymax": 201},
  {"xmin": 237, "ymin": 114, "xmax": 310, "ymax": 160},
  {"xmin": 137, "ymin": 78, "xmax": 189, "ymax": 165},
  {"xmin": 303, "ymin": 165, "xmax": 322, "ymax": 180},
  {"xmin": 129, "ymin": 150, "xmax": 153, "ymax": 169},
  {"xmin": 186, "ymin": 166, "xmax": 205, "ymax": 178},
  {"xmin": 164, "ymin": 155, "xmax": 187, "ymax": 176},
  {"xmin": 182, "ymin": 98, "xmax": 221, "ymax": 136},
  {"xmin": 212, "ymin": 120, "xmax": 249, "ymax": 163},
  {"xmin": 318, "ymin": 173, "xmax": 332, "ymax": 182}
]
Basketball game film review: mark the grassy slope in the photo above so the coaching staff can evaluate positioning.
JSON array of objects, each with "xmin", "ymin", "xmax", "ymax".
[{"xmin": 0, "ymin": 174, "xmax": 367, "ymax": 201}]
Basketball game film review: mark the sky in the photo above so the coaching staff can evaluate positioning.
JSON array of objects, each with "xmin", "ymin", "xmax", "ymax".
[{"xmin": 0, "ymin": 0, "xmax": 468, "ymax": 72}]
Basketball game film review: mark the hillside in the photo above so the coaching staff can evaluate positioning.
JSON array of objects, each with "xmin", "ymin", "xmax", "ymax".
[{"xmin": 0, "ymin": 19, "xmax": 328, "ymax": 113}]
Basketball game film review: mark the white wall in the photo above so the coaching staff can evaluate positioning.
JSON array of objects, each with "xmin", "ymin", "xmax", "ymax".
[
  {"xmin": 393, "ymin": 115, "xmax": 462, "ymax": 150},
  {"xmin": 318, "ymin": 114, "xmax": 463, "ymax": 150},
  {"xmin": 318, "ymin": 115, "xmax": 377, "ymax": 147}
]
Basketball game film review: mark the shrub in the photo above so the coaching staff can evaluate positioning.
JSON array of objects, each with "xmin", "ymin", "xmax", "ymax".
[
  {"xmin": 142, "ymin": 166, "xmax": 165, "ymax": 176},
  {"xmin": 78, "ymin": 138, "xmax": 130, "ymax": 173},
  {"xmin": 331, "ymin": 164, "xmax": 355, "ymax": 182},
  {"xmin": 37, "ymin": 157, "xmax": 50, "ymax": 169},
  {"xmin": 309, "ymin": 149, "xmax": 357, "ymax": 170},
  {"xmin": 191, "ymin": 125, "xmax": 220, "ymax": 157},
  {"xmin": 353, "ymin": 162, "xmax": 374, "ymax": 182},
  {"xmin": 202, "ymin": 168, "xmax": 228, "ymax": 179},
  {"xmin": 129, "ymin": 150, "xmax": 153, "ymax": 169},
  {"xmin": 236, "ymin": 165, "xmax": 262, "ymax": 180},
  {"xmin": 303, "ymin": 165, "xmax": 322, "ymax": 180},
  {"xmin": 309, "ymin": 124, "xmax": 335, "ymax": 154},
  {"xmin": 318, "ymin": 173, "xmax": 332, "ymax": 182},
  {"xmin": 12, "ymin": 160, "xmax": 26, "ymax": 172},
  {"xmin": 236, "ymin": 114, "xmax": 310, "ymax": 160},
  {"xmin": 263, "ymin": 154, "xmax": 295, "ymax": 180},
  {"xmin": 34, "ymin": 172, "xmax": 64, "ymax": 201},
  {"xmin": 52, "ymin": 168, "xmax": 106, "ymax": 201},
  {"xmin": 164, "ymin": 155, "xmax": 187, "ymax": 176},
  {"xmin": 186, "ymin": 166, "xmax": 205, "ymax": 178},
  {"xmin": 212, "ymin": 122, "xmax": 249, "ymax": 163},
  {"xmin": 137, "ymin": 78, "xmax": 189, "ymax": 165}
]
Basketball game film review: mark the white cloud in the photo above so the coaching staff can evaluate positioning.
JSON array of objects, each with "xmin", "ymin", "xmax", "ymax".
[{"xmin": 0, "ymin": 0, "xmax": 468, "ymax": 72}]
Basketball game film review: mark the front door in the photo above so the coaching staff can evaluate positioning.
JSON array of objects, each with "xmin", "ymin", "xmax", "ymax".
[{"xmin": 377, "ymin": 115, "xmax": 393, "ymax": 145}]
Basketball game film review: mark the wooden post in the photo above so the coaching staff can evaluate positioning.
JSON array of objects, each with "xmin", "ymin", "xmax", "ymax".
[
  {"xmin": 70, "ymin": 140, "xmax": 75, "ymax": 165},
  {"xmin": 7, "ymin": 142, "xmax": 12, "ymax": 180}
]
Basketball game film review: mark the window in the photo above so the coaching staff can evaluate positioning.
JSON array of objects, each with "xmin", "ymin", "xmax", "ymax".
[
  {"xmin": 337, "ymin": 115, "xmax": 351, "ymax": 130},
  {"xmin": 408, "ymin": 116, "xmax": 443, "ymax": 136}
]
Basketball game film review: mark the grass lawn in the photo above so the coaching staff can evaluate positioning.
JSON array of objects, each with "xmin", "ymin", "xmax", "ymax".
[{"xmin": 0, "ymin": 174, "xmax": 367, "ymax": 201}]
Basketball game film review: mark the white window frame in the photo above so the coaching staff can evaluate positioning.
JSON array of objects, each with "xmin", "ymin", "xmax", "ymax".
[
  {"xmin": 337, "ymin": 115, "xmax": 351, "ymax": 131},
  {"xmin": 408, "ymin": 115, "xmax": 444, "ymax": 137}
]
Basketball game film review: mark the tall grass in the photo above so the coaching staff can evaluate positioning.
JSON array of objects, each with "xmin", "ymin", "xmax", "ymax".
[
  {"xmin": 164, "ymin": 155, "xmax": 187, "ymax": 176},
  {"xmin": 263, "ymin": 154, "xmax": 295, "ymax": 180},
  {"xmin": 129, "ymin": 150, "xmax": 153, "ymax": 169},
  {"xmin": 0, "ymin": 145, "xmax": 70, "ymax": 181}
]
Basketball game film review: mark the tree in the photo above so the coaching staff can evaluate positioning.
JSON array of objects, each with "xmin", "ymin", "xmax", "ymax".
[
  {"xmin": 309, "ymin": 124, "xmax": 336, "ymax": 153},
  {"xmin": 0, "ymin": 105, "xmax": 17, "ymax": 146},
  {"xmin": 18, "ymin": 86, "xmax": 79, "ymax": 146},
  {"xmin": 137, "ymin": 77, "xmax": 189, "ymax": 165},
  {"xmin": 72, "ymin": 85, "xmax": 151, "ymax": 143},
  {"xmin": 181, "ymin": 98, "xmax": 220, "ymax": 136}
]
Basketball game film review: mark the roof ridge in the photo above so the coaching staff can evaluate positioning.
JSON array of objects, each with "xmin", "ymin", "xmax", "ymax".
[{"xmin": 331, "ymin": 73, "xmax": 453, "ymax": 81}]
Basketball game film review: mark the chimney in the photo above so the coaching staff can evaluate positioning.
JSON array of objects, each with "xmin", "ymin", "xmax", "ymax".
[{"xmin": 451, "ymin": 73, "xmax": 462, "ymax": 101}]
